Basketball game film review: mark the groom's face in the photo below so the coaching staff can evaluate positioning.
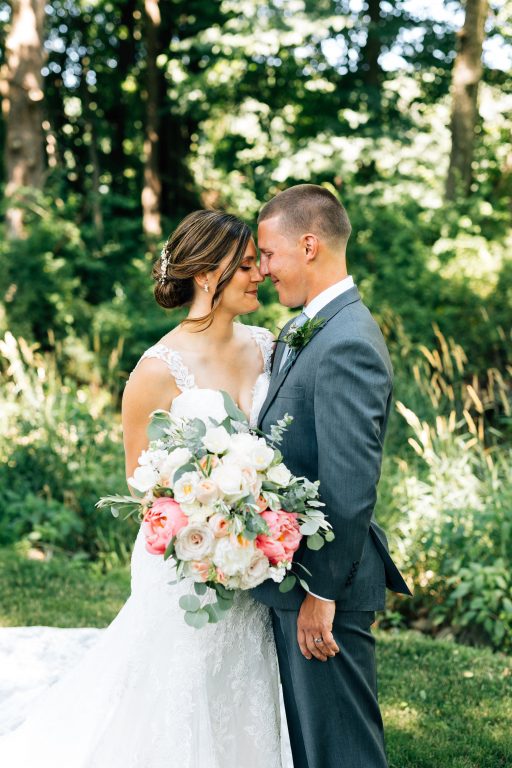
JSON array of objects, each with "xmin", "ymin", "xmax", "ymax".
[{"xmin": 258, "ymin": 216, "xmax": 307, "ymax": 307}]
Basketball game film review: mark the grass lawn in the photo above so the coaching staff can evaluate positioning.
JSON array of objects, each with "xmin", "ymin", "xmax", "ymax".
[{"xmin": 1, "ymin": 547, "xmax": 511, "ymax": 768}]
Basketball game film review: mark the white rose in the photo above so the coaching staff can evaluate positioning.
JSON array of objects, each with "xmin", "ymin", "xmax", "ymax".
[
  {"xmin": 249, "ymin": 439, "xmax": 275, "ymax": 471},
  {"xmin": 128, "ymin": 465, "xmax": 159, "ymax": 492},
  {"xmin": 173, "ymin": 471, "xmax": 200, "ymax": 503},
  {"xmin": 240, "ymin": 549, "xmax": 270, "ymax": 589},
  {"xmin": 175, "ymin": 523, "xmax": 214, "ymax": 561},
  {"xmin": 229, "ymin": 433, "xmax": 258, "ymax": 454},
  {"xmin": 139, "ymin": 448, "xmax": 168, "ymax": 468},
  {"xmin": 211, "ymin": 464, "xmax": 245, "ymax": 498},
  {"xmin": 267, "ymin": 463, "xmax": 292, "ymax": 487},
  {"xmin": 202, "ymin": 426, "xmax": 231, "ymax": 455},
  {"xmin": 170, "ymin": 389, "xmax": 227, "ymax": 426},
  {"xmin": 213, "ymin": 536, "xmax": 255, "ymax": 576}
]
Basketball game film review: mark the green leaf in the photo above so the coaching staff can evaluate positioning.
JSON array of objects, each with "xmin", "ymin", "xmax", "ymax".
[
  {"xmin": 216, "ymin": 595, "xmax": 234, "ymax": 611},
  {"xmin": 279, "ymin": 574, "xmax": 297, "ymax": 593},
  {"xmin": 306, "ymin": 533, "xmax": 324, "ymax": 550},
  {"xmin": 298, "ymin": 578, "xmax": 310, "ymax": 592},
  {"xmin": 179, "ymin": 594, "xmax": 201, "ymax": 612},
  {"xmin": 220, "ymin": 390, "xmax": 247, "ymax": 422},
  {"xmin": 147, "ymin": 410, "xmax": 170, "ymax": 440},
  {"xmin": 163, "ymin": 536, "xmax": 176, "ymax": 561},
  {"xmin": 194, "ymin": 582, "xmax": 208, "ymax": 596},
  {"xmin": 184, "ymin": 609, "xmax": 210, "ymax": 629},
  {"xmin": 204, "ymin": 604, "xmax": 222, "ymax": 623},
  {"xmin": 215, "ymin": 583, "xmax": 234, "ymax": 600},
  {"xmin": 300, "ymin": 521, "xmax": 319, "ymax": 536},
  {"xmin": 172, "ymin": 463, "xmax": 197, "ymax": 484},
  {"xmin": 324, "ymin": 530, "xmax": 335, "ymax": 542}
]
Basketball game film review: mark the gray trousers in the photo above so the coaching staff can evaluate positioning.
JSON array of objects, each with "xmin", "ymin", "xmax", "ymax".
[{"xmin": 272, "ymin": 609, "xmax": 388, "ymax": 768}]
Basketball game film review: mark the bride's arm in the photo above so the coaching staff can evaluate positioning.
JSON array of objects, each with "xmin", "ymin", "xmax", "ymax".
[{"xmin": 121, "ymin": 359, "xmax": 180, "ymax": 489}]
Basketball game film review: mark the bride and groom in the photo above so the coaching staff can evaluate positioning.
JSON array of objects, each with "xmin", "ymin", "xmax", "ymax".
[{"xmin": 0, "ymin": 183, "xmax": 411, "ymax": 767}]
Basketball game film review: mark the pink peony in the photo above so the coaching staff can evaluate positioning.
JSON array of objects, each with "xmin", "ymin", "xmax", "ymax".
[
  {"xmin": 143, "ymin": 497, "xmax": 188, "ymax": 555},
  {"xmin": 256, "ymin": 510, "xmax": 302, "ymax": 565}
]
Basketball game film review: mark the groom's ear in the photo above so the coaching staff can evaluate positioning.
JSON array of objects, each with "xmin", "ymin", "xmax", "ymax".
[{"xmin": 302, "ymin": 233, "xmax": 319, "ymax": 263}]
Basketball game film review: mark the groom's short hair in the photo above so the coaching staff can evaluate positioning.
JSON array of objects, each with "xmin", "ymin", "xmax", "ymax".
[{"xmin": 258, "ymin": 184, "xmax": 352, "ymax": 245}]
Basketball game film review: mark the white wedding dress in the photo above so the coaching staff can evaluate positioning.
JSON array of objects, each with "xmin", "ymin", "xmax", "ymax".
[{"xmin": 0, "ymin": 326, "xmax": 289, "ymax": 768}]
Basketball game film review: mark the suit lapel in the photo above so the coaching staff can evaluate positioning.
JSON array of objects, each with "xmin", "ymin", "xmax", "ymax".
[{"xmin": 258, "ymin": 286, "xmax": 361, "ymax": 426}]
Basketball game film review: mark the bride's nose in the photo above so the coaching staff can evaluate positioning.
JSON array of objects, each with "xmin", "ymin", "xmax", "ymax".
[{"xmin": 252, "ymin": 266, "xmax": 265, "ymax": 283}]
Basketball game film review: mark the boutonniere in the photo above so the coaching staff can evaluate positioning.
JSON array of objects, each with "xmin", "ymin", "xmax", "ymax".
[{"xmin": 283, "ymin": 317, "xmax": 326, "ymax": 351}]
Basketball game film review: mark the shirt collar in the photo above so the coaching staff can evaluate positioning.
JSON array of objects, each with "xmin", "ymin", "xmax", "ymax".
[{"xmin": 304, "ymin": 276, "xmax": 355, "ymax": 318}]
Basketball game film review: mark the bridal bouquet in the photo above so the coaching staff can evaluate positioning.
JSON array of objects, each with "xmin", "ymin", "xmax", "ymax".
[{"xmin": 97, "ymin": 390, "xmax": 333, "ymax": 629}]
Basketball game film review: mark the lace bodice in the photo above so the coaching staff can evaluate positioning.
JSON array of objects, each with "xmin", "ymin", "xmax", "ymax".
[{"xmin": 131, "ymin": 324, "xmax": 274, "ymax": 427}]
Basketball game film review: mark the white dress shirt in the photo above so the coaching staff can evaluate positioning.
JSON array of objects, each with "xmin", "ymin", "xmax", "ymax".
[{"xmin": 303, "ymin": 275, "xmax": 354, "ymax": 602}]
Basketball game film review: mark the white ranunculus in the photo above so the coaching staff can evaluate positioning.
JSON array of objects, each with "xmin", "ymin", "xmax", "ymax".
[
  {"xmin": 181, "ymin": 502, "xmax": 212, "ymax": 524},
  {"xmin": 175, "ymin": 523, "xmax": 215, "ymax": 561},
  {"xmin": 139, "ymin": 448, "xmax": 168, "ymax": 468},
  {"xmin": 128, "ymin": 465, "xmax": 159, "ymax": 492},
  {"xmin": 249, "ymin": 439, "xmax": 275, "ymax": 471},
  {"xmin": 240, "ymin": 549, "xmax": 270, "ymax": 589},
  {"xmin": 267, "ymin": 463, "xmax": 292, "ymax": 487},
  {"xmin": 202, "ymin": 426, "xmax": 231, "ymax": 455},
  {"xmin": 268, "ymin": 566, "xmax": 287, "ymax": 583},
  {"xmin": 229, "ymin": 433, "xmax": 258, "ymax": 454},
  {"xmin": 213, "ymin": 536, "xmax": 255, "ymax": 576},
  {"xmin": 211, "ymin": 464, "xmax": 245, "ymax": 498},
  {"xmin": 158, "ymin": 447, "xmax": 192, "ymax": 485},
  {"xmin": 170, "ymin": 389, "xmax": 227, "ymax": 427},
  {"xmin": 173, "ymin": 471, "xmax": 200, "ymax": 503}
]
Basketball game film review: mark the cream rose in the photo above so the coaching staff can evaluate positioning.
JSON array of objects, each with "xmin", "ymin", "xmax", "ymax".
[
  {"xmin": 195, "ymin": 479, "xmax": 219, "ymax": 505},
  {"xmin": 175, "ymin": 523, "xmax": 215, "ymax": 561},
  {"xmin": 208, "ymin": 513, "xmax": 230, "ymax": 538},
  {"xmin": 158, "ymin": 447, "xmax": 192, "ymax": 485},
  {"xmin": 240, "ymin": 549, "xmax": 270, "ymax": 588}
]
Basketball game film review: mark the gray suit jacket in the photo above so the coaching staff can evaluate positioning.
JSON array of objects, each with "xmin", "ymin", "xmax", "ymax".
[{"xmin": 251, "ymin": 286, "xmax": 412, "ymax": 611}]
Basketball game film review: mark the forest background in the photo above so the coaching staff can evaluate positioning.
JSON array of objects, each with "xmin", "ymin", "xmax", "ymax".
[{"xmin": 0, "ymin": 0, "xmax": 511, "ymax": 654}]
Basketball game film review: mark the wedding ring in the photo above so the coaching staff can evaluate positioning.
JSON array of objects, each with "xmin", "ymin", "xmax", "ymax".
[{"xmin": 314, "ymin": 637, "xmax": 323, "ymax": 644}]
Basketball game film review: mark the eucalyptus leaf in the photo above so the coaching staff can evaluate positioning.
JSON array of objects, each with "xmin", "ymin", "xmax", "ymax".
[
  {"xmin": 194, "ymin": 582, "xmax": 208, "ymax": 596},
  {"xmin": 164, "ymin": 537, "xmax": 176, "ymax": 561},
  {"xmin": 325, "ymin": 530, "xmax": 335, "ymax": 542},
  {"xmin": 306, "ymin": 533, "xmax": 324, "ymax": 550},
  {"xmin": 204, "ymin": 604, "xmax": 222, "ymax": 623},
  {"xmin": 220, "ymin": 390, "xmax": 247, "ymax": 422},
  {"xmin": 179, "ymin": 594, "xmax": 201, "ymax": 612},
  {"xmin": 279, "ymin": 574, "xmax": 297, "ymax": 593},
  {"xmin": 173, "ymin": 463, "xmax": 197, "ymax": 484},
  {"xmin": 300, "ymin": 521, "xmax": 320, "ymax": 536},
  {"xmin": 299, "ymin": 578, "xmax": 310, "ymax": 592},
  {"xmin": 184, "ymin": 609, "xmax": 210, "ymax": 629},
  {"xmin": 215, "ymin": 583, "xmax": 233, "ymax": 600},
  {"xmin": 216, "ymin": 595, "xmax": 234, "ymax": 611},
  {"xmin": 147, "ymin": 411, "xmax": 170, "ymax": 441}
]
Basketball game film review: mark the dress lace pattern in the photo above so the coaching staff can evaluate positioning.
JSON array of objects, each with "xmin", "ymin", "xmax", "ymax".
[{"xmin": 0, "ymin": 326, "xmax": 283, "ymax": 768}]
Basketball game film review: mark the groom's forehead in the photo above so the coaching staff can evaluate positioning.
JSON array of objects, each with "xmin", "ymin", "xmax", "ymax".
[{"xmin": 257, "ymin": 216, "xmax": 284, "ymax": 249}]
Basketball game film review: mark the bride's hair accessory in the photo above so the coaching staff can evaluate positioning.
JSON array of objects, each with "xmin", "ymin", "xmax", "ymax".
[{"xmin": 159, "ymin": 244, "xmax": 169, "ymax": 284}]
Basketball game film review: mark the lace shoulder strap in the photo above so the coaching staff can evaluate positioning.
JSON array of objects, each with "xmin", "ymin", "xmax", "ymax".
[
  {"xmin": 131, "ymin": 344, "xmax": 195, "ymax": 391},
  {"xmin": 249, "ymin": 326, "xmax": 275, "ymax": 376}
]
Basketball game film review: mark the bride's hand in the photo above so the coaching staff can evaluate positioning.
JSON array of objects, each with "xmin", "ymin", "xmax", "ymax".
[{"xmin": 297, "ymin": 594, "xmax": 340, "ymax": 661}]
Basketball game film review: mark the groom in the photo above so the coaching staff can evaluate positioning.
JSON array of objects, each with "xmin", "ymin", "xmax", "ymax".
[{"xmin": 252, "ymin": 184, "xmax": 412, "ymax": 768}]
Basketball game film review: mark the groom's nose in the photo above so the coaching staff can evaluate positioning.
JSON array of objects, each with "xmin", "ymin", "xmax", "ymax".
[{"xmin": 259, "ymin": 254, "xmax": 270, "ymax": 276}]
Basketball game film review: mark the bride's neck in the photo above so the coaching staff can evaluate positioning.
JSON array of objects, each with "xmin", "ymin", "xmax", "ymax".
[{"xmin": 182, "ymin": 305, "xmax": 236, "ymax": 345}]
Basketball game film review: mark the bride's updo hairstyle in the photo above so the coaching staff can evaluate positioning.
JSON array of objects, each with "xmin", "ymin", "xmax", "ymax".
[{"xmin": 152, "ymin": 209, "xmax": 252, "ymax": 328}]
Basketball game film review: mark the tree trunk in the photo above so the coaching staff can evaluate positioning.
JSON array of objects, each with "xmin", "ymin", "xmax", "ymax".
[
  {"xmin": 141, "ymin": 0, "xmax": 162, "ymax": 240},
  {"xmin": 445, "ymin": 0, "xmax": 488, "ymax": 200},
  {"xmin": 359, "ymin": 0, "xmax": 382, "ymax": 90},
  {"xmin": 1, "ymin": 0, "xmax": 46, "ymax": 238}
]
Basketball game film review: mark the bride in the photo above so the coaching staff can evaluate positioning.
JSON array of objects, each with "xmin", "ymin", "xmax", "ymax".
[{"xmin": 0, "ymin": 210, "xmax": 286, "ymax": 767}]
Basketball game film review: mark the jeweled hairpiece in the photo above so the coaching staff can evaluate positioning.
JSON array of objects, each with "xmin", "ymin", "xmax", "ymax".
[{"xmin": 159, "ymin": 243, "xmax": 169, "ymax": 284}]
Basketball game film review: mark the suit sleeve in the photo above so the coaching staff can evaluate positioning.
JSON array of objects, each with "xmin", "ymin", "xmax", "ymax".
[{"xmin": 299, "ymin": 337, "xmax": 392, "ymax": 601}]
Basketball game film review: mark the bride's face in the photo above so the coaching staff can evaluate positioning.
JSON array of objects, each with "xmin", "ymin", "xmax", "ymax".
[{"xmin": 215, "ymin": 238, "xmax": 264, "ymax": 316}]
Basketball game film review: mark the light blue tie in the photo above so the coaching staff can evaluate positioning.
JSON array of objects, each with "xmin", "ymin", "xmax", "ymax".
[{"xmin": 278, "ymin": 312, "xmax": 308, "ymax": 373}]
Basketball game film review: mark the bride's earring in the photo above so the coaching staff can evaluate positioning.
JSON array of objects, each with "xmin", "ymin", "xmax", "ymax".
[{"xmin": 204, "ymin": 282, "xmax": 210, "ymax": 293}]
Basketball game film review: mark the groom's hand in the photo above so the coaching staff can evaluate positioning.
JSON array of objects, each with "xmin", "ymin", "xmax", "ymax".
[{"xmin": 297, "ymin": 594, "xmax": 339, "ymax": 661}]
